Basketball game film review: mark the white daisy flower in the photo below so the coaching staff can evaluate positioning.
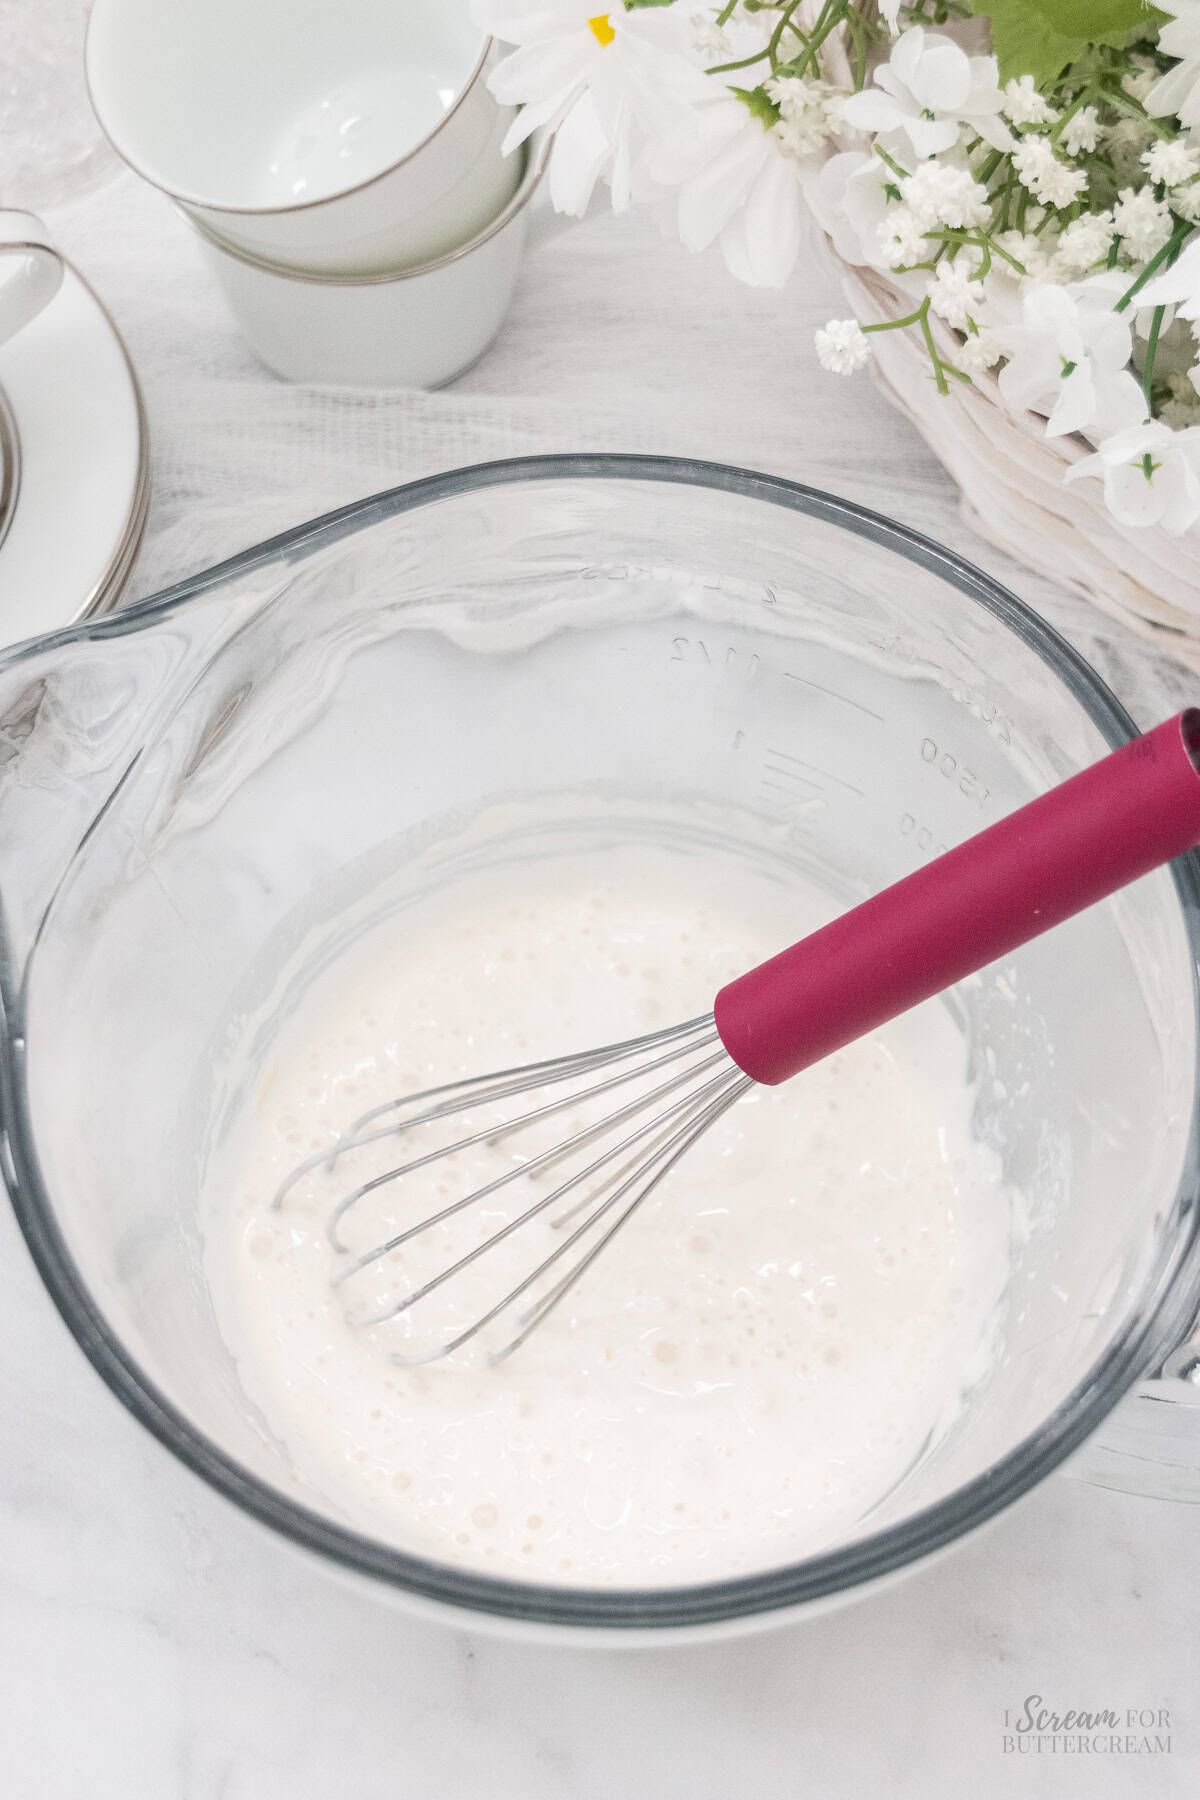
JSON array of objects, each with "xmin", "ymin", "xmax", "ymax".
[
  {"xmin": 1146, "ymin": 5, "xmax": 1200, "ymax": 128},
  {"xmin": 1065, "ymin": 421, "xmax": 1200, "ymax": 533},
  {"xmin": 475, "ymin": 1, "xmax": 709, "ymax": 215},
  {"xmin": 1136, "ymin": 234, "xmax": 1200, "ymax": 320},
  {"xmin": 648, "ymin": 81, "xmax": 810, "ymax": 288},
  {"xmin": 840, "ymin": 26, "xmax": 1013, "ymax": 158}
]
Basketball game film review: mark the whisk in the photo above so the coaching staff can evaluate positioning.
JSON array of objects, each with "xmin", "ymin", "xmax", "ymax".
[{"xmin": 276, "ymin": 709, "xmax": 1200, "ymax": 1365}]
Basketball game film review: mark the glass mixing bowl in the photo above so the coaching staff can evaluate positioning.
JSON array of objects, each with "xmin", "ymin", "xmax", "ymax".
[{"xmin": 2, "ymin": 455, "xmax": 1200, "ymax": 1642}]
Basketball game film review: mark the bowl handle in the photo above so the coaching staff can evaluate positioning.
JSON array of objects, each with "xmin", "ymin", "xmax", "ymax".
[
  {"xmin": 1066, "ymin": 1260, "xmax": 1200, "ymax": 1502},
  {"xmin": 0, "ymin": 596, "xmax": 234, "ymax": 979},
  {"xmin": 1066, "ymin": 1367, "xmax": 1200, "ymax": 1501}
]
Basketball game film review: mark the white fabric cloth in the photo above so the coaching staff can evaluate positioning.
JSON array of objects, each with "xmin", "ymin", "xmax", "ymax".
[{"xmin": 33, "ymin": 156, "xmax": 1198, "ymax": 728}]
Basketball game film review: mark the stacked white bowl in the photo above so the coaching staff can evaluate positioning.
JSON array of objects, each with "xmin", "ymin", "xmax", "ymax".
[{"xmin": 85, "ymin": 0, "xmax": 541, "ymax": 385}]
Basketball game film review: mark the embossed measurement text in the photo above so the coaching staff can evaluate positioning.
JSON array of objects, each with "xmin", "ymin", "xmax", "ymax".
[{"xmin": 919, "ymin": 738, "xmax": 991, "ymax": 809}]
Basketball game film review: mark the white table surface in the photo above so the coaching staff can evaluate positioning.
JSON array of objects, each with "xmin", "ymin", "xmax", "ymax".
[{"xmin": 4, "ymin": 56, "xmax": 1200, "ymax": 1796}]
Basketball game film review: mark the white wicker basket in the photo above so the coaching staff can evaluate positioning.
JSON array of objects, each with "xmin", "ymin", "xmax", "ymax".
[{"xmin": 833, "ymin": 256, "xmax": 1200, "ymax": 673}]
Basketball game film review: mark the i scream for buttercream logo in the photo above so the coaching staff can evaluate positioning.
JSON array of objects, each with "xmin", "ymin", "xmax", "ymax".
[{"xmin": 1001, "ymin": 1696, "xmax": 1173, "ymax": 1756}]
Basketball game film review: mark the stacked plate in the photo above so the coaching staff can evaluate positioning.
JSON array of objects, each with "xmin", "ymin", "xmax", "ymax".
[{"xmin": 0, "ymin": 251, "xmax": 148, "ymax": 643}]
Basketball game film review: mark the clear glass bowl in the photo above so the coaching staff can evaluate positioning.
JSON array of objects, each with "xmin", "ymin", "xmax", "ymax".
[{"xmin": 2, "ymin": 455, "xmax": 1199, "ymax": 1639}]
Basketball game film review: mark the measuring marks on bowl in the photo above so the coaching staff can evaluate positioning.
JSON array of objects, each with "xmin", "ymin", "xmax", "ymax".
[
  {"xmin": 664, "ymin": 625, "xmax": 1018, "ymax": 875},
  {"xmin": 761, "ymin": 672, "xmax": 878, "ymax": 822}
]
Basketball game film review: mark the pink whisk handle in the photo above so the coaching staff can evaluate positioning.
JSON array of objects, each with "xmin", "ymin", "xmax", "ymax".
[{"xmin": 714, "ymin": 708, "xmax": 1200, "ymax": 1087}]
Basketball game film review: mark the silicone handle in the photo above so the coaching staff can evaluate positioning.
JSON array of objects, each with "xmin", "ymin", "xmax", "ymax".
[{"xmin": 714, "ymin": 709, "xmax": 1200, "ymax": 1086}]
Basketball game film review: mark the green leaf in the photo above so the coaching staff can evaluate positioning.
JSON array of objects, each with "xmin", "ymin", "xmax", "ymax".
[
  {"xmin": 731, "ymin": 84, "xmax": 782, "ymax": 127},
  {"xmin": 968, "ymin": 0, "xmax": 1163, "ymax": 84},
  {"xmin": 1031, "ymin": 0, "xmax": 1163, "ymax": 34}
]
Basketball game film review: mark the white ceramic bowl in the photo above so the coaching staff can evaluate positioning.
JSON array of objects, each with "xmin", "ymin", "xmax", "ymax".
[
  {"xmin": 183, "ymin": 137, "xmax": 547, "ymax": 388},
  {"xmin": 85, "ymin": 0, "xmax": 521, "ymax": 275}
]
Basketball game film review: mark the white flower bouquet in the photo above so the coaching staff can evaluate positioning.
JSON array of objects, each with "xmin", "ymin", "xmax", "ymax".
[{"xmin": 476, "ymin": 0, "xmax": 1200, "ymax": 659}]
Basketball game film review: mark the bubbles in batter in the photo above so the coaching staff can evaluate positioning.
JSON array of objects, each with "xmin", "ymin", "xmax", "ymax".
[{"xmin": 203, "ymin": 839, "xmax": 1010, "ymax": 1586}]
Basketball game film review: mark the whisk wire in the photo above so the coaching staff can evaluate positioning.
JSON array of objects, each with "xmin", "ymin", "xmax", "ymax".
[
  {"xmin": 335, "ymin": 1056, "xmax": 737, "ymax": 1307},
  {"xmin": 277, "ymin": 1013, "xmax": 752, "ymax": 1363},
  {"xmin": 323, "ymin": 1034, "xmax": 724, "ymax": 1251},
  {"xmin": 272, "ymin": 1013, "xmax": 716, "ymax": 1216},
  {"xmin": 488, "ymin": 1073, "xmax": 752, "ymax": 1366},
  {"xmin": 387, "ymin": 1066, "xmax": 752, "ymax": 1366}
]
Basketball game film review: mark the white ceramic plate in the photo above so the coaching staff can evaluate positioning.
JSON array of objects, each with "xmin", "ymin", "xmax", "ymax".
[{"xmin": 0, "ymin": 258, "xmax": 148, "ymax": 645}]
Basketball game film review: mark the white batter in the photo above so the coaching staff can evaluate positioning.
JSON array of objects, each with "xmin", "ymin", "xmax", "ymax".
[{"xmin": 204, "ymin": 839, "xmax": 1010, "ymax": 1586}]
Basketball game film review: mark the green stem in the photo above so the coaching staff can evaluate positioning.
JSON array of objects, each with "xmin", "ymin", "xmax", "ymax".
[
  {"xmin": 930, "ymin": 228, "xmax": 1027, "ymax": 276},
  {"xmin": 706, "ymin": 46, "xmax": 773, "ymax": 75},
  {"xmin": 862, "ymin": 296, "xmax": 967, "ymax": 395},
  {"xmin": 1049, "ymin": 90, "xmax": 1095, "ymax": 149},
  {"xmin": 916, "ymin": 301, "xmax": 968, "ymax": 393},
  {"xmin": 1099, "ymin": 81, "xmax": 1173, "ymax": 140},
  {"xmin": 788, "ymin": 0, "xmax": 850, "ymax": 80},
  {"xmin": 996, "ymin": 167, "xmax": 1017, "ymax": 234},
  {"xmin": 1142, "ymin": 304, "xmax": 1166, "ymax": 410},
  {"xmin": 975, "ymin": 147, "xmax": 1004, "ymax": 186},
  {"xmin": 707, "ymin": 0, "xmax": 817, "ymax": 77},
  {"xmin": 1114, "ymin": 216, "xmax": 1193, "ymax": 312},
  {"xmin": 769, "ymin": 0, "xmax": 813, "ymax": 68},
  {"xmin": 872, "ymin": 142, "xmax": 912, "ymax": 180}
]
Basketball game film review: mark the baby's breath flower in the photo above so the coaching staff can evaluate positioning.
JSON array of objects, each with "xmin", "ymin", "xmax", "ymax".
[
  {"xmin": 1122, "ymin": 67, "xmax": 1160, "ymax": 105},
  {"xmin": 691, "ymin": 13, "xmax": 732, "ymax": 60},
  {"xmin": 1002, "ymin": 76, "xmax": 1058, "ymax": 127},
  {"xmin": 1162, "ymin": 369, "xmax": 1200, "ymax": 427},
  {"xmin": 1172, "ymin": 179, "xmax": 1200, "ymax": 221},
  {"xmin": 1011, "ymin": 136, "xmax": 1087, "ymax": 208},
  {"xmin": 928, "ymin": 258, "xmax": 985, "ymax": 330},
  {"xmin": 1106, "ymin": 115, "xmax": 1157, "ymax": 181},
  {"xmin": 899, "ymin": 161, "xmax": 991, "ymax": 230},
  {"xmin": 959, "ymin": 328, "xmax": 1002, "ymax": 374},
  {"xmin": 1113, "ymin": 185, "xmax": 1174, "ymax": 260},
  {"xmin": 767, "ymin": 76, "xmax": 840, "ymax": 158},
  {"xmin": 878, "ymin": 207, "xmax": 931, "ymax": 267},
  {"xmin": 815, "ymin": 318, "xmax": 872, "ymax": 374},
  {"xmin": 1053, "ymin": 210, "xmax": 1116, "ymax": 277},
  {"xmin": 1143, "ymin": 138, "xmax": 1200, "ymax": 185},
  {"xmin": 1060, "ymin": 106, "xmax": 1100, "ymax": 156},
  {"xmin": 994, "ymin": 227, "xmax": 1052, "ymax": 278}
]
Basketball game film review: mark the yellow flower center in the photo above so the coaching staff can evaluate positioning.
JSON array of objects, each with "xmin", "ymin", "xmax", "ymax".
[{"xmin": 588, "ymin": 13, "xmax": 615, "ymax": 46}]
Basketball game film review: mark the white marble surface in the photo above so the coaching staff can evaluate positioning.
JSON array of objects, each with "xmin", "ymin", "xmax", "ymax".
[{"xmin": 4, "ymin": 25, "xmax": 1200, "ymax": 1792}]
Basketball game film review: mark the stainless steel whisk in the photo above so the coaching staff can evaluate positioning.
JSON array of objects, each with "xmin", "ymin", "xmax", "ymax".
[
  {"xmin": 275, "ymin": 1013, "xmax": 751, "ymax": 1362},
  {"xmin": 275, "ymin": 711, "xmax": 1200, "ymax": 1365}
]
